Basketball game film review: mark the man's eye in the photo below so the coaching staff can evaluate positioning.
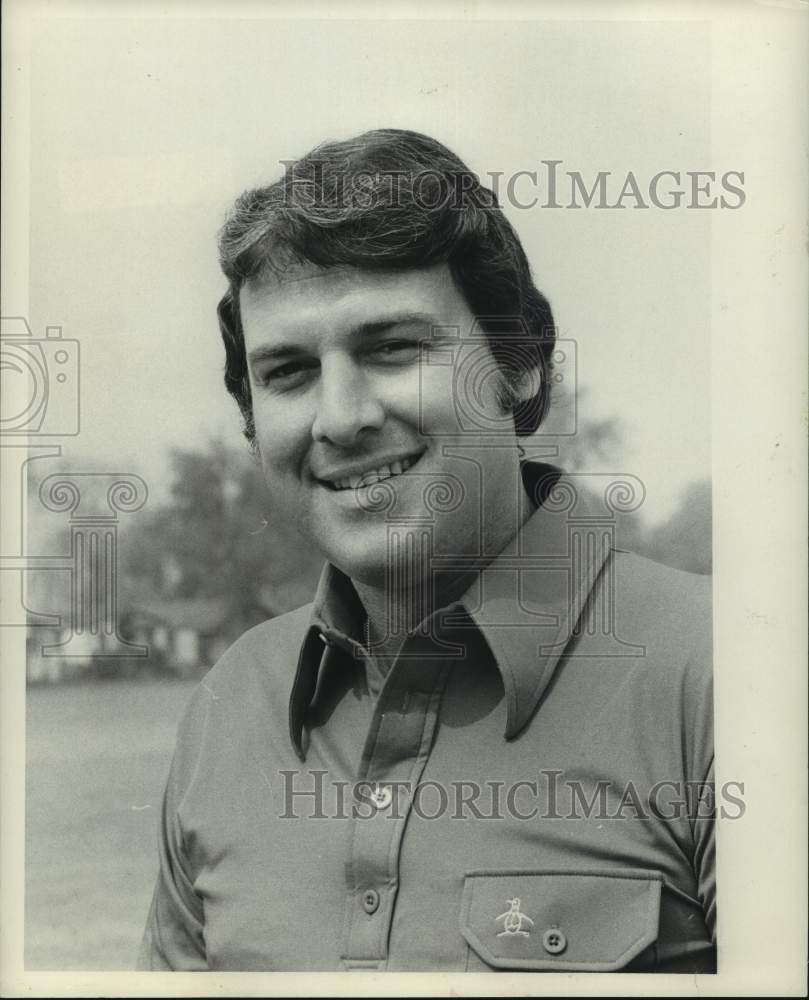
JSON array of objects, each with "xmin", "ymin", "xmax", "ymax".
[
  {"xmin": 258, "ymin": 360, "xmax": 316, "ymax": 389},
  {"xmin": 370, "ymin": 339, "xmax": 423, "ymax": 361}
]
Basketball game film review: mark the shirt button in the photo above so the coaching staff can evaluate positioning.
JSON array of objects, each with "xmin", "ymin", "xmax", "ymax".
[
  {"xmin": 369, "ymin": 784, "xmax": 392, "ymax": 810},
  {"xmin": 362, "ymin": 889, "xmax": 380, "ymax": 915},
  {"xmin": 542, "ymin": 928, "xmax": 567, "ymax": 955}
]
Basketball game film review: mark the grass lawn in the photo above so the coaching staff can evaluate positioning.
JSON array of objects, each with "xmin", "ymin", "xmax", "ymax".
[{"xmin": 25, "ymin": 677, "xmax": 197, "ymax": 970}]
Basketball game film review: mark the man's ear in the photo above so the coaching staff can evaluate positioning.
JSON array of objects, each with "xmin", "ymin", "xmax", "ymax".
[{"xmin": 512, "ymin": 366, "xmax": 542, "ymax": 405}]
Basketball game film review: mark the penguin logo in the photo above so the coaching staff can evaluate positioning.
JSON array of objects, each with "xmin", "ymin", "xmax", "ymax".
[{"xmin": 495, "ymin": 897, "xmax": 534, "ymax": 938}]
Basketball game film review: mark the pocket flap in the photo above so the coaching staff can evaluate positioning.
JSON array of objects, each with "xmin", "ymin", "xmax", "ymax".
[{"xmin": 461, "ymin": 868, "xmax": 662, "ymax": 971}]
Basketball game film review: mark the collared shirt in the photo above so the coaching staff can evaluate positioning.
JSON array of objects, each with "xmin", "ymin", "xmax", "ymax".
[{"xmin": 138, "ymin": 464, "xmax": 715, "ymax": 973}]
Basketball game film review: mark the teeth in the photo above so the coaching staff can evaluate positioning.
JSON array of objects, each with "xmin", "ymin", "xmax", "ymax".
[{"xmin": 328, "ymin": 455, "xmax": 420, "ymax": 491}]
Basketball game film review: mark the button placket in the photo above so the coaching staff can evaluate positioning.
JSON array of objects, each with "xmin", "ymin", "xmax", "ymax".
[{"xmin": 342, "ymin": 654, "xmax": 454, "ymax": 967}]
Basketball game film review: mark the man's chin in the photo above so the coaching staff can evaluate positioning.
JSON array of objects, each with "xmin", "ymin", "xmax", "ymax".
[
  {"xmin": 309, "ymin": 523, "xmax": 392, "ymax": 586},
  {"xmin": 323, "ymin": 550, "xmax": 389, "ymax": 589}
]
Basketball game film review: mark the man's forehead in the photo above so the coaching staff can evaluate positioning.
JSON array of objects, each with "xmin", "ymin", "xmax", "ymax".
[{"xmin": 239, "ymin": 261, "xmax": 464, "ymax": 331}]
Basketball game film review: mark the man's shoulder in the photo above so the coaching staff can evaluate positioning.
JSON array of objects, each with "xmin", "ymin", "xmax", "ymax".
[
  {"xmin": 612, "ymin": 547, "xmax": 712, "ymax": 601},
  {"xmin": 607, "ymin": 547, "xmax": 712, "ymax": 673},
  {"xmin": 219, "ymin": 601, "xmax": 314, "ymax": 660},
  {"xmin": 169, "ymin": 602, "xmax": 314, "ymax": 766},
  {"xmin": 204, "ymin": 601, "xmax": 313, "ymax": 689}
]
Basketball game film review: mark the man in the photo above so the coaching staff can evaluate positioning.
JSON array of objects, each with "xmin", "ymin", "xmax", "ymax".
[{"xmin": 139, "ymin": 129, "xmax": 715, "ymax": 972}]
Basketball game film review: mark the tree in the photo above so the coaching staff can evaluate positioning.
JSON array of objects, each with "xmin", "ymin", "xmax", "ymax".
[
  {"xmin": 534, "ymin": 392, "xmax": 711, "ymax": 575},
  {"xmin": 122, "ymin": 438, "xmax": 324, "ymax": 621},
  {"xmin": 644, "ymin": 479, "xmax": 712, "ymax": 575}
]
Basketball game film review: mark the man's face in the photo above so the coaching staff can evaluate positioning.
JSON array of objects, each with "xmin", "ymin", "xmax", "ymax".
[{"xmin": 240, "ymin": 262, "xmax": 528, "ymax": 586}]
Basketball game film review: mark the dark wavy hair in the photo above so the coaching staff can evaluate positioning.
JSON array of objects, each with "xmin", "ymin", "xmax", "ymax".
[{"xmin": 217, "ymin": 128, "xmax": 556, "ymax": 443}]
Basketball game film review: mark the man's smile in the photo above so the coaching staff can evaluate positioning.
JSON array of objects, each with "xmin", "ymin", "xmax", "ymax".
[{"xmin": 314, "ymin": 450, "xmax": 425, "ymax": 492}]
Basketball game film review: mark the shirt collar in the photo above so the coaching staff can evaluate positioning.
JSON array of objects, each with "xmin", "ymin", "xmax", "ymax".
[{"xmin": 289, "ymin": 462, "xmax": 611, "ymax": 758}]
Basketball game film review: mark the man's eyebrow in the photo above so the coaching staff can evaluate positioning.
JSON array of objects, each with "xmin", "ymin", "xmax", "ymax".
[
  {"xmin": 351, "ymin": 312, "xmax": 435, "ymax": 337},
  {"xmin": 246, "ymin": 344, "xmax": 301, "ymax": 366}
]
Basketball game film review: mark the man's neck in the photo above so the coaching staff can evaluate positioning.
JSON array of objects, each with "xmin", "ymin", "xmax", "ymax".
[
  {"xmin": 353, "ymin": 566, "xmax": 479, "ymax": 663},
  {"xmin": 352, "ymin": 478, "xmax": 537, "ymax": 667}
]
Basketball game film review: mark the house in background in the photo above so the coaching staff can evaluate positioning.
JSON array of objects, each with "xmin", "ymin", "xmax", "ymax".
[
  {"xmin": 124, "ymin": 596, "xmax": 233, "ymax": 677},
  {"xmin": 26, "ymin": 626, "xmax": 91, "ymax": 684},
  {"xmin": 26, "ymin": 619, "xmax": 143, "ymax": 684},
  {"xmin": 26, "ymin": 590, "xmax": 280, "ymax": 684}
]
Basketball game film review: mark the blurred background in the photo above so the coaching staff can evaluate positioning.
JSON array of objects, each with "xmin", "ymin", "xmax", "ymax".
[{"xmin": 15, "ymin": 11, "xmax": 711, "ymax": 970}]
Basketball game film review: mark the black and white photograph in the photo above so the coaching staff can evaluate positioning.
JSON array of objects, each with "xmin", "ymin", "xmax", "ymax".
[{"xmin": 1, "ymin": 0, "xmax": 806, "ymax": 995}]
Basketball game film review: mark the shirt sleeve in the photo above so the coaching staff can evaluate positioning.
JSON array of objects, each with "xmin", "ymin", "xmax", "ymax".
[
  {"xmin": 137, "ymin": 696, "xmax": 210, "ymax": 970},
  {"xmin": 679, "ymin": 574, "xmax": 715, "ymax": 943},
  {"xmin": 137, "ymin": 759, "xmax": 208, "ymax": 970},
  {"xmin": 693, "ymin": 755, "xmax": 716, "ymax": 942}
]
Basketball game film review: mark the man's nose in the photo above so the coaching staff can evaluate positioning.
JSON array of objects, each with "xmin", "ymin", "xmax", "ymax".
[{"xmin": 311, "ymin": 356, "xmax": 385, "ymax": 447}]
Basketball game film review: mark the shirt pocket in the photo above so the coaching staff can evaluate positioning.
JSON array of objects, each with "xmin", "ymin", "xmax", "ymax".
[{"xmin": 460, "ymin": 868, "xmax": 662, "ymax": 972}]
